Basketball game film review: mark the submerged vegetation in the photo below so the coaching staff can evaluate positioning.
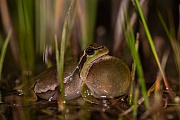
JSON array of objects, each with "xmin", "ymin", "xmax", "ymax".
[{"xmin": 0, "ymin": 0, "xmax": 179, "ymax": 119}]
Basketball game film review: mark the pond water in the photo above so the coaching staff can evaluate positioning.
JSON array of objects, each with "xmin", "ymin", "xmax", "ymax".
[
  {"xmin": 0, "ymin": 93, "xmax": 130, "ymax": 120},
  {"xmin": 0, "ymin": 92, "xmax": 179, "ymax": 120}
]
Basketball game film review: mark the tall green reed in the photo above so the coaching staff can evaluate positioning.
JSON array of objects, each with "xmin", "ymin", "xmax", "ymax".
[
  {"xmin": 129, "ymin": 36, "xmax": 139, "ymax": 105},
  {"xmin": 55, "ymin": 0, "xmax": 76, "ymax": 111},
  {"xmin": 0, "ymin": 29, "xmax": 11, "ymax": 81},
  {"xmin": 158, "ymin": 11, "xmax": 180, "ymax": 118},
  {"xmin": 134, "ymin": 0, "xmax": 171, "ymax": 92},
  {"xmin": 158, "ymin": 12, "xmax": 180, "ymax": 90},
  {"xmin": 16, "ymin": 0, "xmax": 34, "ymax": 74},
  {"xmin": 35, "ymin": 0, "xmax": 47, "ymax": 54},
  {"xmin": 78, "ymin": 0, "xmax": 97, "ymax": 49},
  {"xmin": 123, "ymin": 14, "xmax": 149, "ymax": 108},
  {"xmin": 0, "ymin": 29, "xmax": 11, "ymax": 103}
]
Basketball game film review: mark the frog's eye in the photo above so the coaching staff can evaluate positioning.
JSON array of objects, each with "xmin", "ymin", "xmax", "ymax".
[{"xmin": 86, "ymin": 47, "xmax": 95, "ymax": 55}]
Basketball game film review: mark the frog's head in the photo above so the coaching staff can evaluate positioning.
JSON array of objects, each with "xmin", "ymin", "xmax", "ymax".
[
  {"xmin": 78, "ymin": 43, "xmax": 109, "ymax": 83},
  {"xmin": 78, "ymin": 43, "xmax": 109, "ymax": 71},
  {"xmin": 84, "ymin": 43, "xmax": 109, "ymax": 64}
]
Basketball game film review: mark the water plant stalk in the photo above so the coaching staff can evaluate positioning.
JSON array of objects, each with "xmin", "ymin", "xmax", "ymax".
[
  {"xmin": 16, "ymin": 0, "xmax": 34, "ymax": 73},
  {"xmin": 55, "ymin": 0, "xmax": 76, "ymax": 111},
  {"xmin": 55, "ymin": 36, "xmax": 66, "ymax": 110},
  {"xmin": 0, "ymin": 29, "xmax": 11, "ymax": 80},
  {"xmin": 124, "ymin": 14, "xmax": 149, "ymax": 108},
  {"xmin": 134, "ymin": 0, "xmax": 171, "ymax": 92},
  {"xmin": 158, "ymin": 12, "xmax": 180, "ymax": 92}
]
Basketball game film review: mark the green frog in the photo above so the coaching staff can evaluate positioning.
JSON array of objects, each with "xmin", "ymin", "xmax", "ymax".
[{"xmin": 30, "ymin": 43, "xmax": 131, "ymax": 102}]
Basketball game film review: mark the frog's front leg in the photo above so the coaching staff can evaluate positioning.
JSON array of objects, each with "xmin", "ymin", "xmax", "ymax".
[
  {"xmin": 23, "ymin": 89, "xmax": 38, "ymax": 102},
  {"xmin": 81, "ymin": 82, "xmax": 100, "ymax": 104}
]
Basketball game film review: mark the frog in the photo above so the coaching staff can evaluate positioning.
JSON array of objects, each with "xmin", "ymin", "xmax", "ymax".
[{"xmin": 29, "ymin": 43, "xmax": 131, "ymax": 102}]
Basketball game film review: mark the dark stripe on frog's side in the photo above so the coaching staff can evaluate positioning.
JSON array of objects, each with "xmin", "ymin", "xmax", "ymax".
[{"xmin": 77, "ymin": 50, "xmax": 87, "ymax": 72}]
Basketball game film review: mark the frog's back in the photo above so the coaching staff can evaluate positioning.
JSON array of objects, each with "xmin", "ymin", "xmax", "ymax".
[
  {"xmin": 33, "ymin": 66, "xmax": 57, "ymax": 93},
  {"xmin": 32, "ymin": 56, "xmax": 82, "ymax": 100}
]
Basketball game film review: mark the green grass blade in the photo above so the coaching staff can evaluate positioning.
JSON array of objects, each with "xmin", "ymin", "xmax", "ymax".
[
  {"xmin": 55, "ymin": 15, "xmax": 68, "ymax": 110},
  {"xmin": 65, "ymin": 0, "xmax": 76, "ymax": 45},
  {"xmin": 55, "ymin": 0, "xmax": 76, "ymax": 111},
  {"xmin": 79, "ymin": 0, "xmax": 97, "ymax": 49},
  {"xmin": 158, "ymin": 12, "xmax": 180, "ymax": 92},
  {"xmin": 35, "ymin": 0, "xmax": 47, "ymax": 54},
  {"xmin": 158, "ymin": 12, "xmax": 174, "ymax": 42},
  {"xmin": 59, "ymin": 17, "xmax": 66, "ymax": 102},
  {"xmin": 16, "ymin": 0, "xmax": 34, "ymax": 73},
  {"xmin": 129, "ymin": 37, "xmax": 139, "ymax": 105},
  {"xmin": 124, "ymin": 14, "xmax": 149, "ymax": 108},
  {"xmin": 134, "ymin": 0, "xmax": 171, "ymax": 91},
  {"xmin": 85, "ymin": 0, "xmax": 97, "ymax": 46},
  {"xmin": 0, "ymin": 29, "xmax": 11, "ymax": 80},
  {"xmin": 133, "ymin": 89, "xmax": 139, "ymax": 118},
  {"xmin": 55, "ymin": 36, "xmax": 66, "ymax": 110}
]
